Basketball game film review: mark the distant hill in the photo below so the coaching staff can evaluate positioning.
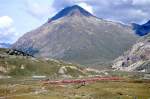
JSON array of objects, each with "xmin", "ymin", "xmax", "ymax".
[
  {"xmin": 13, "ymin": 5, "xmax": 138, "ymax": 66},
  {"xmin": 0, "ymin": 43, "xmax": 11, "ymax": 48},
  {"xmin": 132, "ymin": 20, "xmax": 150, "ymax": 36}
]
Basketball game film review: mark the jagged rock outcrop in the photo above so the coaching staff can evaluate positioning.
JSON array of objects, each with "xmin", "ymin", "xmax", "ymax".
[{"xmin": 113, "ymin": 34, "xmax": 150, "ymax": 72}]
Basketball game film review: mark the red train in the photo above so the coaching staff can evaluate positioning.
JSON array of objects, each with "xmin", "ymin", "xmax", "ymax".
[{"xmin": 42, "ymin": 76, "xmax": 122, "ymax": 85}]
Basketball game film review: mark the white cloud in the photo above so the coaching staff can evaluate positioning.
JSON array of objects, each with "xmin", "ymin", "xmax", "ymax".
[
  {"xmin": 25, "ymin": 0, "xmax": 55, "ymax": 19},
  {"xmin": 78, "ymin": 2, "xmax": 94, "ymax": 14},
  {"xmin": 52, "ymin": 0, "xmax": 150, "ymax": 24},
  {"xmin": 132, "ymin": 0, "xmax": 150, "ymax": 5},
  {"xmin": 0, "ymin": 16, "xmax": 13, "ymax": 29},
  {"xmin": 0, "ymin": 16, "xmax": 18, "ymax": 43}
]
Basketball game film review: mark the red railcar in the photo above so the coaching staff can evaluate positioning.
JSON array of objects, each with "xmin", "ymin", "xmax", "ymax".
[{"xmin": 42, "ymin": 76, "xmax": 122, "ymax": 85}]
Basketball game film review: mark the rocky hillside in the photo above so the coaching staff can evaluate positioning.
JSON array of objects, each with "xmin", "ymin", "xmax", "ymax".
[
  {"xmin": 113, "ymin": 34, "xmax": 150, "ymax": 73},
  {"xmin": 12, "ymin": 5, "xmax": 138, "ymax": 65}
]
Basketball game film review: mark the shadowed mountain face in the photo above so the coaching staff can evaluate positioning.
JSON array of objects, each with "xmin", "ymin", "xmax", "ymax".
[
  {"xmin": 12, "ymin": 5, "xmax": 138, "ymax": 65},
  {"xmin": 132, "ymin": 20, "xmax": 150, "ymax": 36}
]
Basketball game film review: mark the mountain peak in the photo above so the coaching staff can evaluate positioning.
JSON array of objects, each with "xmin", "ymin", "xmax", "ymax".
[
  {"xmin": 143, "ymin": 20, "xmax": 150, "ymax": 26},
  {"xmin": 48, "ymin": 5, "xmax": 93, "ymax": 22}
]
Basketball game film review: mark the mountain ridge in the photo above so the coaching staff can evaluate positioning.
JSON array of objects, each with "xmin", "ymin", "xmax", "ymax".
[{"xmin": 0, "ymin": 43, "xmax": 11, "ymax": 48}]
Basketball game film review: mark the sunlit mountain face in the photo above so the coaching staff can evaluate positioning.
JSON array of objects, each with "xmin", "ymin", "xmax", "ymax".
[{"xmin": 12, "ymin": 5, "xmax": 138, "ymax": 66}]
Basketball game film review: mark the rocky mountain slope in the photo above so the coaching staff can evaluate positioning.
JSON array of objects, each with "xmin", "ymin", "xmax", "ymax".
[
  {"xmin": 132, "ymin": 20, "xmax": 150, "ymax": 36},
  {"xmin": 12, "ymin": 5, "xmax": 138, "ymax": 65},
  {"xmin": 113, "ymin": 34, "xmax": 150, "ymax": 73}
]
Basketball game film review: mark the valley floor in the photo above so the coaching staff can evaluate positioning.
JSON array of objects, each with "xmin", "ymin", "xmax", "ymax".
[{"xmin": 0, "ymin": 78, "xmax": 150, "ymax": 99}]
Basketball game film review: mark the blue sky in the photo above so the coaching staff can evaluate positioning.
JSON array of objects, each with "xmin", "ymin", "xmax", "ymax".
[
  {"xmin": 0, "ymin": 0, "xmax": 54, "ymax": 43},
  {"xmin": 0, "ymin": 0, "xmax": 150, "ymax": 43}
]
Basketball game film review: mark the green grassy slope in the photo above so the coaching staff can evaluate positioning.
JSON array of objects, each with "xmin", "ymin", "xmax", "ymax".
[{"xmin": 0, "ymin": 48, "xmax": 85, "ymax": 77}]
